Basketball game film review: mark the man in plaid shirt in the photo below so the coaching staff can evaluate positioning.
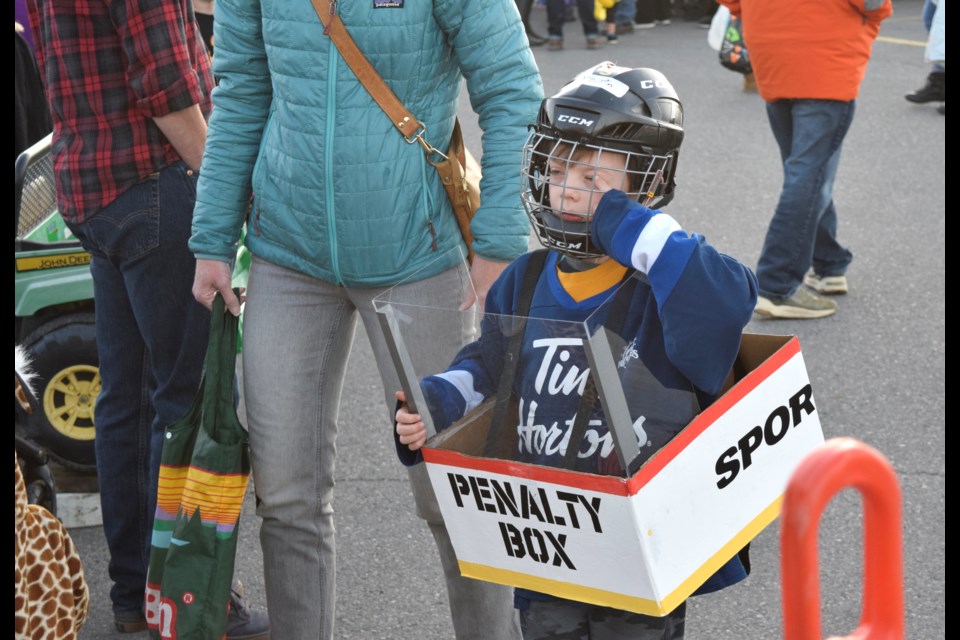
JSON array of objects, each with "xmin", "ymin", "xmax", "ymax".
[{"xmin": 26, "ymin": 1, "xmax": 268, "ymax": 636}]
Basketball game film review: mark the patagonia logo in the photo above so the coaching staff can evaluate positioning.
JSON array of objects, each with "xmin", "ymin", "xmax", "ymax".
[{"xmin": 373, "ymin": 0, "xmax": 404, "ymax": 7}]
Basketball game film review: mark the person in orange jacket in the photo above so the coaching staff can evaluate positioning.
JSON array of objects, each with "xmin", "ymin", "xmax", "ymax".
[{"xmin": 719, "ymin": 0, "xmax": 893, "ymax": 319}]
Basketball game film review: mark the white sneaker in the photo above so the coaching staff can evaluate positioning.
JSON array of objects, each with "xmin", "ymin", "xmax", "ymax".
[
  {"xmin": 803, "ymin": 271, "xmax": 849, "ymax": 295},
  {"xmin": 754, "ymin": 288, "xmax": 838, "ymax": 319}
]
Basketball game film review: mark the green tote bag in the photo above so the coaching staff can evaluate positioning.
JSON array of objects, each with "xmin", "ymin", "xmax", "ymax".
[{"xmin": 145, "ymin": 292, "xmax": 250, "ymax": 640}]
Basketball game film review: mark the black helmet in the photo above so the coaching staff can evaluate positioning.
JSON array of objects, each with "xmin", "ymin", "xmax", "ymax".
[{"xmin": 520, "ymin": 62, "xmax": 684, "ymax": 259}]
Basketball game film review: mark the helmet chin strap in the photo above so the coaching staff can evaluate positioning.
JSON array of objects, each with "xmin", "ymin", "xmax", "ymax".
[
  {"xmin": 538, "ymin": 208, "xmax": 604, "ymax": 260},
  {"xmin": 558, "ymin": 255, "xmax": 600, "ymax": 271}
]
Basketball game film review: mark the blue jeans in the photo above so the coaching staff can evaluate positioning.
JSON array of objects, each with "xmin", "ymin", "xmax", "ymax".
[
  {"xmin": 756, "ymin": 99, "xmax": 855, "ymax": 300},
  {"xmin": 922, "ymin": 0, "xmax": 944, "ymax": 72},
  {"xmin": 241, "ymin": 256, "xmax": 520, "ymax": 640},
  {"xmin": 67, "ymin": 162, "xmax": 211, "ymax": 614},
  {"xmin": 547, "ymin": 0, "xmax": 599, "ymax": 38},
  {"xmin": 615, "ymin": 0, "xmax": 636, "ymax": 24}
]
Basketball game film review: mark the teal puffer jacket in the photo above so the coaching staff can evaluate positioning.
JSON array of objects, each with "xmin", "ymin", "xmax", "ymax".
[{"xmin": 190, "ymin": 0, "xmax": 544, "ymax": 287}]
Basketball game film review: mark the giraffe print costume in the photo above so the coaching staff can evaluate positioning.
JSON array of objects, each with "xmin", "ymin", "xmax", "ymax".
[{"xmin": 15, "ymin": 349, "xmax": 89, "ymax": 639}]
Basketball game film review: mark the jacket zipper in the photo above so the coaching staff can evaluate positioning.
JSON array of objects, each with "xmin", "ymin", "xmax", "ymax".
[{"xmin": 324, "ymin": 33, "xmax": 342, "ymax": 283}]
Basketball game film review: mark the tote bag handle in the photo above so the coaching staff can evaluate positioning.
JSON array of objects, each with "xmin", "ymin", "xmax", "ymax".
[{"xmin": 201, "ymin": 291, "xmax": 242, "ymax": 442}]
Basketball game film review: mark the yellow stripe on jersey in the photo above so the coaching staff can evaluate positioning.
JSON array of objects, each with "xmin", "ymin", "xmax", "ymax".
[{"xmin": 556, "ymin": 258, "xmax": 628, "ymax": 303}]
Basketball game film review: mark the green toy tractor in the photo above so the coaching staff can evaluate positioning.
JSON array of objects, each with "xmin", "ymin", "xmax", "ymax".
[
  {"xmin": 16, "ymin": 134, "xmax": 98, "ymax": 471},
  {"xmin": 15, "ymin": 134, "xmax": 250, "ymax": 472}
]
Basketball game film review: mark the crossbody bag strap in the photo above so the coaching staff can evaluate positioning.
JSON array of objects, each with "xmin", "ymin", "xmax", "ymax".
[
  {"xmin": 483, "ymin": 249, "xmax": 550, "ymax": 457},
  {"xmin": 309, "ymin": 0, "xmax": 426, "ymax": 144}
]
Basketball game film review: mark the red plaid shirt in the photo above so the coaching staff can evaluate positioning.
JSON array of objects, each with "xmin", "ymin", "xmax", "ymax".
[{"xmin": 27, "ymin": 0, "xmax": 214, "ymax": 224}]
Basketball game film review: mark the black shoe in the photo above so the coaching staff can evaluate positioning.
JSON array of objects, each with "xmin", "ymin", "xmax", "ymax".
[
  {"xmin": 905, "ymin": 71, "xmax": 945, "ymax": 103},
  {"xmin": 226, "ymin": 583, "xmax": 270, "ymax": 640},
  {"xmin": 939, "ymin": 103, "xmax": 945, "ymax": 115}
]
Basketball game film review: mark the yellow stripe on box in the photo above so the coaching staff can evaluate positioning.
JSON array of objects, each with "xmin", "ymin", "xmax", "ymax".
[
  {"xmin": 459, "ymin": 495, "xmax": 784, "ymax": 616},
  {"xmin": 660, "ymin": 495, "xmax": 783, "ymax": 613},
  {"xmin": 460, "ymin": 562, "xmax": 668, "ymax": 616}
]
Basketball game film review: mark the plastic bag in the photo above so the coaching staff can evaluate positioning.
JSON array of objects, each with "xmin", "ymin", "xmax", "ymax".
[
  {"xmin": 719, "ymin": 15, "xmax": 752, "ymax": 74},
  {"xmin": 708, "ymin": 5, "xmax": 730, "ymax": 52}
]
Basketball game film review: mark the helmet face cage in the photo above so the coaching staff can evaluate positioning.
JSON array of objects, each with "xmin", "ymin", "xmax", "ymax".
[{"xmin": 521, "ymin": 129, "xmax": 676, "ymax": 260}]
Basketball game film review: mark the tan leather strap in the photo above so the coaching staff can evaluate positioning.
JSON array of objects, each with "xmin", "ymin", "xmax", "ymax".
[{"xmin": 309, "ymin": 0, "xmax": 426, "ymax": 144}]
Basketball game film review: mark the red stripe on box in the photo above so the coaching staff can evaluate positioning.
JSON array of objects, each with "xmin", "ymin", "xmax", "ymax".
[
  {"xmin": 424, "ymin": 337, "xmax": 800, "ymax": 498},
  {"xmin": 422, "ymin": 450, "xmax": 629, "ymax": 495},
  {"xmin": 624, "ymin": 337, "xmax": 800, "ymax": 494}
]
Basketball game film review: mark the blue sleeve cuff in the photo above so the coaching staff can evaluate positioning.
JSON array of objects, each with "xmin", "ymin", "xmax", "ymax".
[{"xmin": 591, "ymin": 190, "xmax": 657, "ymax": 265}]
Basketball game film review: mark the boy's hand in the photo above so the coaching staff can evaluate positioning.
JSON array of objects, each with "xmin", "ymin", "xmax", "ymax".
[
  {"xmin": 592, "ymin": 173, "xmax": 617, "ymax": 193},
  {"xmin": 395, "ymin": 391, "xmax": 428, "ymax": 451}
]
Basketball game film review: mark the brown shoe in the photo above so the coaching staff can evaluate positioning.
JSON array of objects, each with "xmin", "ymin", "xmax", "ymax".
[
  {"xmin": 586, "ymin": 35, "xmax": 604, "ymax": 50},
  {"xmin": 114, "ymin": 610, "xmax": 148, "ymax": 633},
  {"xmin": 547, "ymin": 38, "xmax": 563, "ymax": 51}
]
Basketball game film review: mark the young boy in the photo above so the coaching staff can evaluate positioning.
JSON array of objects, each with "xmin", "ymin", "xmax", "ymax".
[{"xmin": 395, "ymin": 62, "xmax": 758, "ymax": 639}]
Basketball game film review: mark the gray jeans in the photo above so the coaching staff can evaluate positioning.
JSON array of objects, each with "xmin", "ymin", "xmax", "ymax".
[{"xmin": 242, "ymin": 256, "xmax": 521, "ymax": 640}]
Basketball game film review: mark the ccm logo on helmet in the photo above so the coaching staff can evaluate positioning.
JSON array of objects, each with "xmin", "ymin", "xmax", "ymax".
[
  {"xmin": 549, "ymin": 238, "xmax": 584, "ymax": 250},
  {"xmin": 714, "ymin": 384, "xmax": 816, "ymax": 489},
  {"xmin": 557, "ymin": 115, "xmax": 595, "ymax": 127},
  {"xmin": 639, "ymin": 79, "xmax": 669, "ymax": 89}
]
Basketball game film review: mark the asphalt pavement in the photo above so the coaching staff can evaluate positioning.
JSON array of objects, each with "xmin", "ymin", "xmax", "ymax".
[{"xmin": 67, "ymin": 2, "xmax": 944, "ymax": 638}]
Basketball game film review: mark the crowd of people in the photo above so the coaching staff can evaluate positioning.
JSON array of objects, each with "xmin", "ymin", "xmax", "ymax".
[
  {"xmin": 516, "ymin": 0, "xmax": 719, "ymax": 50},
  {"xmin": 15, "ymin": 0, "xmax": 932, "ymax": 638}
]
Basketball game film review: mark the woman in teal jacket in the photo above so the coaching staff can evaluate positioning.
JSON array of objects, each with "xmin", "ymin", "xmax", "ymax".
[{"xmin": 188, "ymin": 1, "xmax": 543, "ymax": 639}]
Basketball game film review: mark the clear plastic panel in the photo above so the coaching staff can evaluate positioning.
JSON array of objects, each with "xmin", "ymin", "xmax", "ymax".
[{"xmin": 374, "ymin": 251, "xmax": 699, "ymax": 478}]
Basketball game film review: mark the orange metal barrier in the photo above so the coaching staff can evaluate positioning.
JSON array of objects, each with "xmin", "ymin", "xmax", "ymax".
[{"xmin": 780, "ymin": 437, "xmax": 904, "ymax": 640}]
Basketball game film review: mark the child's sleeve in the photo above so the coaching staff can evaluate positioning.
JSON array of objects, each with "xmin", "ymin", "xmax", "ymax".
[
  {"xmin": 591, "ymin": 190, "xmax": 759, "ymax": 395},
  {"xmin": 392, "ymin": 373, "xmax": 468, "ymax": 467}
]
